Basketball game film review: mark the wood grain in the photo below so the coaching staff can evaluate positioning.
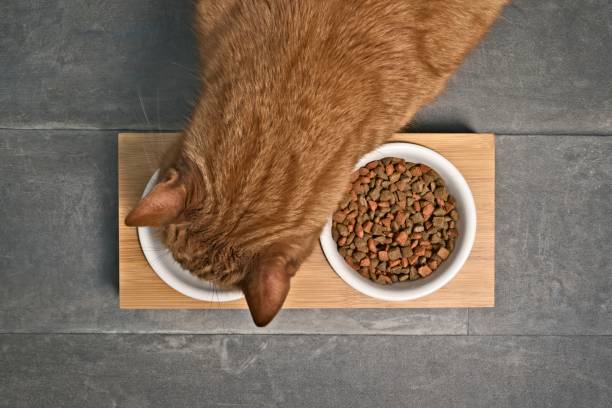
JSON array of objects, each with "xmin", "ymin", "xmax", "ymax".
[{"xmin": 119, "ymin": 133, "xmax": 495, "ymax": 308}]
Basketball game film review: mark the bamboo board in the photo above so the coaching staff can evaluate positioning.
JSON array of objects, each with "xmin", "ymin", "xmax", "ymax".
[{"xmin": 119, "ymin": 133, "xmax": 494, "ymax": 308}]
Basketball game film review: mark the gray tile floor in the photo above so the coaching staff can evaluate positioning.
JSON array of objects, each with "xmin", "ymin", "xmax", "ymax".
[{"xmin": 1, "ymin": 1, "xmax": 611, "ymax": 407}]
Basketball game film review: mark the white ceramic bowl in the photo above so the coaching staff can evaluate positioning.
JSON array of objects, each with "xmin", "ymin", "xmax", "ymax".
[
  {"xmin": 320, "ymin": 143, "xmax": 476, "ymax": 301},
  {"xmin": 137, "ymin": 170, "xmax": 244, "ymax": 302}
]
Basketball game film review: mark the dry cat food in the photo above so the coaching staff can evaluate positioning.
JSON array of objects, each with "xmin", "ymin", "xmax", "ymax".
[{"xmin": 331, "ymin": 157, "xmax": 460, "ymax": 284}]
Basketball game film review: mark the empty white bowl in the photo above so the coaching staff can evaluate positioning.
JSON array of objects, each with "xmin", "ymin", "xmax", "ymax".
[
  {"xmin": 320, "ymin": 142, "xmax": 477, "ymax": 301},
  {"xmin": 137, "ymin": 170, "xmax": 244, "ymax": 302}
]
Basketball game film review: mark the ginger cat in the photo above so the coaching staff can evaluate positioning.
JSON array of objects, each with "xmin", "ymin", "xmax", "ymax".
[{"xmin": 126, "ymin": 0, "xmax": 508, "ymax": 326}]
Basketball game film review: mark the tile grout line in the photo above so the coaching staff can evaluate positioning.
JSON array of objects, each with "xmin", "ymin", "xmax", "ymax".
[
  {"xmin": 0, "ymin": 332, "xmax": 611, "ymax": 337},
  {"xmin": 466, "ymin": 308, "xmax": 470, "ymax": 336},
  {"xmin": 1, "ymin": 127, "xmax": 612, "ymax": 137}
]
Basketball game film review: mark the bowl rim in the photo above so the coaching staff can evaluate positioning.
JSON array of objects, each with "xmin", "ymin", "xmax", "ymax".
[
  {"xmin": 136, "ymin": 169, "xmax": 244, "ymax": 302},
  {"xmin": 319, "ymin": 142, "xmax": 477, "ymax": 301}
]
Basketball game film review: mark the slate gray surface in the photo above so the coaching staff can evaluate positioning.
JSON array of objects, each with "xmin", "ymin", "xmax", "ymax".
[
  {"xmin": 470, "ymin": 136, "xmax": 612, "ymax": 334},
  {"xmin": 2, "ymin": 334, "xmax": 611, "ymax": 408},
  {"xmin": 1, "ymin": 0, "xmax": 611, "ymax": 134},
  {"xmin": 412, "ymin": 0, "xmax": 612, "ymax": 135},
  {"xmin": 0, "ymin": 0, "xmax": 200, "ymax": 130}
]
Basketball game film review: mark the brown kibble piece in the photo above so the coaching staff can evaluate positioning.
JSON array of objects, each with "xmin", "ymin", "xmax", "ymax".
[
  {"xmin": 434, "ymin": 186, "xmax": 448, "ymax": 201},
  {"xmin": 385, "ymin": 163, "xmax": 394, "ymax": 176},
  {"xmin": 379, "ymin": 190, "xmax": 393, "ymax": 202},
  {"xmin": 367, "ymin": 239, "xmax": 378, "ymax": 253},
  {"xmin": 344, "ymin": 256, "xmax": 356, "ymax": 268},
  {"xmin": 422, "ymin": 191, "xmax": 435, "ymax": 203},
  {"xmin": 418, "ymin": 265, "xmax": 433, "ymax": 277},
  {"xmin": 354, "ymin": 237, "xmax": 368, "ymax": 252},
  {"xmin": 389, "ymin": 173, "xmax": 401, "ymax": 183},
  {"xmin": 378, "ymin": 251, "xmax": 389, "ymax": 261},
  {"xmin": 450, "ymin": 210, "xmax": 459, "ymax": 221},
  {"xmin": 401, "ymin": 247, "xmax": 413, "ymax": 258},
  {"xmin": 395, "ymin": 231, "xmax": 409, "ymax": 245},
  {"xmin": 422, "ymin": 203, "xmax": 434, "ymax": 220},
  {"xmin": 389, "ymin": 259, "xmax": 401, "ymax": 268},
  {"xmin": 369, "ymin": 188, "xmax": 381, "ymax": 201},
  {"xmin": 332, "ymin": 227, "xmax": 340, "ymax": 242},
  {"xmin": 419, "ymin": 240, "xmax": 431, "ymax": 247},
  {"xmin": 409, "ymin": 166, "xmax": 422, "ymax": 177},
  {"xmin": 346, "ymin": 232, "xmax": 355, "ymax": 245},
  {"xmin": 371, "ymin": 223, "xmax": 383, "ymax": 235},
  {"xmin": 395, "ymin": 211, "xmax": 407, "ymax": 225},
  {"xmin": 388, "ymin": 247, "xmax": 402, "ymax": 261},
  {"xmin": 333, "ymin": 210, "xmax": 348, "ymax": 223},
  {"xmin": 352, "ymin": 251, "xmax": 367, "ymax": 263},
  {"xmin": 414, "ymin": 246, "xmax": 427, "ymax": 257},
  {"xmin": 432, "ymin": 216, "xmax": 447, "ymax": 228},
  {"xmin": 437, "ymin": 247, "xmax": 450, "ymax": 260},
  {"xmin": 396, "ymin": 180, "xmax": 408, "ymax": 192}
]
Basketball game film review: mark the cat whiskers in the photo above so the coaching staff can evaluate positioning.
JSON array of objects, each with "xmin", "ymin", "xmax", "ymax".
[
  {"xmin": 140, "ymin": 247, "xmax": 172, "ymax": 265},
  {"xmin": 137, "ymin": 87, "xmax": 151, "ymax": 127},
  {"xmin": 171, "ymin": 61, "xmax": 201, "ymax": 80}
]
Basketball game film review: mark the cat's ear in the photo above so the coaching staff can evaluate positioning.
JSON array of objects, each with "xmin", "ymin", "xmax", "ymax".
[
  {"xmin": 241, "ymin": 257, "xmax": 298, "ymax": 327},
  {"xmin": 125, "ymin": 168, "xmax": 187, "ymax": 227}
]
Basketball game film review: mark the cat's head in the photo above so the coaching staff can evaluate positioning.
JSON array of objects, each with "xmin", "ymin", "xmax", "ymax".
[{"xmin": 125, "ymin": 151, "xmax": 322, "ymax": 326}]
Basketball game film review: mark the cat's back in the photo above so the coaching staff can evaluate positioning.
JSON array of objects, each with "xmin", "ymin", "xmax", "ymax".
[
  {"xmin": 197, "ymin": 0, "xmax": 508, "ymax": 69},
  {"xmin": 196, "ymin": 0, "xmax": 508, "ymax": 102},
  {"xmin": 191, "ymin": 0, "xmax": 509, "ymax": 148}
]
